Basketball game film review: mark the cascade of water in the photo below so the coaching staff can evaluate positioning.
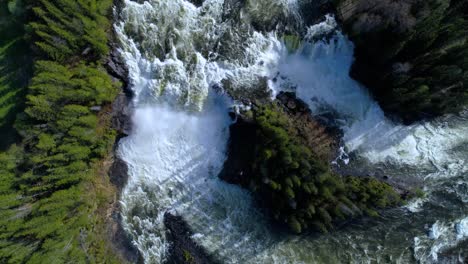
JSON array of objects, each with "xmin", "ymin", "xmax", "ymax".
[
  {"xmin": 115, "ymin": 0, "xmax": 467, "ymax": 263},
  {"xmin": 115, "ymin": 0, "xmax": 288, "ymax": 262}
]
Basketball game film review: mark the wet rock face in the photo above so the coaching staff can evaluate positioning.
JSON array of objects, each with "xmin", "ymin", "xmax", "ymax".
[
  {"xmin": 112, "ymin": 93, "xmax": 132, "ymax": 136},
  {"xmin": 164, "ymin": 213, "xmax": 216, "ymax": 264},
  {"xmin": 108, "ymin": 23, "xmax": 132, "ymax": 136},
  {"xmin": 300, "ymin": 0, "xmax": 335, "ymax": 27},
  {"xmin": 107, "ymin": 205, "xmax": 142, "ymax": 264},
  {"xmin": 218, "ymin": 114, "xmax": 257, "ymax": 185},
  {"xmin": 107, "ymin": 49, "xmax": 129, "ymax": 88},
  {"xmin": 188, "ymin": 0, "xmax": 204, "ymax": 7},
  {"xmin": 108, "ymin": 155, "xmax": 142, "ymax": 263},
  {"xmin": 106, "ymin": 9, "xmax": 139, "ymax": 261},
  {"xmin": 109, "ymin": 155, "xmax": 130, "ymax": 191}
]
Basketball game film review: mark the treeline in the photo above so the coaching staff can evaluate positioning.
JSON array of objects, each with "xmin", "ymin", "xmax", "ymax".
[
  {"xmin": 337, "ymin": 0, "xmax": 468, "ymax": 122},
  {"xmin": 247, "ymin": 104, "xmax": 401, "ymax": 233},
  {"xmin": 0, "ymin": 0, "xmax": 123, "ymax": 263}
]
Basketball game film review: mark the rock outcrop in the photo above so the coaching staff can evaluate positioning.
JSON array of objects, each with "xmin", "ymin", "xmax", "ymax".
[
  {"xmin": 164, "ymin": 213, "xmax": 216, "ymax": 264},
  {"xmin": 104, "ymin": 12, "xmax": 140, "ymax": 263},
  {"xmin": 111, "ymin": 92, "xmax": 132, "ymax": 136},
  {"xmin": 218, "ymin": 112, "xmax": 257, "ymax": 186},
  {"xmin": 220, "ymin": 92, "xmax": 339, "ymax": 185}
]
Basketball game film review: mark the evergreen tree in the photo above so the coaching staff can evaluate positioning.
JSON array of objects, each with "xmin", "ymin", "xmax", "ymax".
[
  {"xmin": 339, "ymin": 0, "xmax": 468, "ymax": 122},
  {"xmin": 246, "ymin": 104, "xmax": 402, "ymax": 233},
  {"xmin": 0, "ymin": 0, "xmax": 123, "ymax": 262}
]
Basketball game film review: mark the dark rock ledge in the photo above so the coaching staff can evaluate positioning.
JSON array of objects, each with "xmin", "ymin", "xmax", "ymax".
[
  {"xmin": 164, "ymin": 213, "xmax": 218, "ymax": 264},
  {"xmin": 106, "ymin": 62, "xmax": 141, "ymax": 263},
  {"xmin": 105, "ymin": 5, "xmax": 141, "ymax": 262}
]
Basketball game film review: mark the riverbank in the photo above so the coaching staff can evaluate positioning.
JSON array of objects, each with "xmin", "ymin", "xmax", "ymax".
[{"xmin": 0, "ymin": 0, "xmax": 139, "ymax": 262}]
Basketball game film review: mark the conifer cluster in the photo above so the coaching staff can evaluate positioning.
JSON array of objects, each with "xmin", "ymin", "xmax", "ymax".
[
  {"xmin": 248, "ymin": 104, "xmax": 401, "ymax": 233},
  {"xmin": 339, "ymin": 0, "xmax": 468, "ymax": 121},
  {"xmin": 0, "ymin": 0, "xmax": 122, "ymax": 262},
  {"xmin": 0, "ymin": 0, "xmax": 32, "ymax": 143}
]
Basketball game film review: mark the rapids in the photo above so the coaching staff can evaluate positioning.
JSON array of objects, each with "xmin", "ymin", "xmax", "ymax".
[{"xmin": 114, "ymin": 0, "xmax": 468, "ymax": 263}]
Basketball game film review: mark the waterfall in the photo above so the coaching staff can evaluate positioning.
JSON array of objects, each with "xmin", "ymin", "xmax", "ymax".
[{"xmin": 115, "ymin": 0, "xmax": 468, "ymax": 263}]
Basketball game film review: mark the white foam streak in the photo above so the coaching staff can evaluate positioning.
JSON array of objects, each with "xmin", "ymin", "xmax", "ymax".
[
  {"xmin": 115, "ymin": 0, "xmax": 228, "ymax": 110},
  {"xmin": 414, "ymin": 217, "xmax": 468, "ymax": 263},
  {"xmin": 119, "ymin": 100, "xmax": 232, "ymax": 262}
]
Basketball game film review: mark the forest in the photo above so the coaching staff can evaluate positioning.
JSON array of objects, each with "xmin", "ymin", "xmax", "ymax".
[
  {"xmin": 337, "ymin": 0, "xmax": 468, "ymax": 122},
  {"xmin": 0, "ymin": 0, "xmax": 123, "ymax": 263}
]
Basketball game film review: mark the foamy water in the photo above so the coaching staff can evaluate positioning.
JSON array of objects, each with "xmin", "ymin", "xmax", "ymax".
[{"xmin": 115, "ymin": 0, "xmax": 468, "ymax": 263}]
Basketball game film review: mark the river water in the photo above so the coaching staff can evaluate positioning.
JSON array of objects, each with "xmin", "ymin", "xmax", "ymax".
[{"xmin": 114, "ymin": 0, "xmax": 468, "ymax": 263}]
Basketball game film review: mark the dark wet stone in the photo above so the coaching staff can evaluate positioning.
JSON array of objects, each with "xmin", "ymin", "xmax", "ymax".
[
  {"xmin": 112, "ymin": 93, "xmax": 132, "ymax": 136},
  {"xmin": 188, "ymin": 0, "xmax": 204, "ymax": 7},
  {"xmin": 164, "ymin": 212, "xmax": 217, "ymax": 264},
  {"xmin": 219, "ymin": 115, "xmax": 257, "ymax": 186}
]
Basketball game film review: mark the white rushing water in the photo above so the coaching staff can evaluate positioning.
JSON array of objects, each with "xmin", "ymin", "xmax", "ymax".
[
  {"xmin": 414, "ymin": 216, "xmax": 468, "ymax": 263},
  {"xmin": 115, "ymin": 0, "xmax": 468, "ymax": 263}
]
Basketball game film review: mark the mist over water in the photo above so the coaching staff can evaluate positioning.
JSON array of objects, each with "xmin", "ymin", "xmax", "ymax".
[{"xmin": 115, "ymin": 0, "xmax": 468, "ymax": 263}]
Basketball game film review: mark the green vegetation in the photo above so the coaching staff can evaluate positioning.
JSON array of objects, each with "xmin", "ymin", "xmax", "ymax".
[
  {"xmin": 0, "ymin": 0, "xmax": 125, "ymax": 263},
  {"xmin": 248, "ymin": 104, "xmax": 401, "ymax": 233},
  {"xmin": 340, "ymin": 0, "xmax": 468, "ymax": 122},
  {"xmin": 283, "ymin": 34, "xmax": 301, "ymax": 53},
  {"xmin": 0, "ymin": 0, "xmax": 32, "ymax": 147},
  {"xmin": 183, "ymin": 250, "xmax": 195, "ymax": 263},
  {"xmin": 414, "ymin": 188, "xmax": 426, "ymax": 199}
]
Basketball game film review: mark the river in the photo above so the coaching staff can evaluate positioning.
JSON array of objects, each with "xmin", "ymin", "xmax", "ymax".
[{"xmin": 114, "ymin": 0, "xmax": 468, "ymax": 263}]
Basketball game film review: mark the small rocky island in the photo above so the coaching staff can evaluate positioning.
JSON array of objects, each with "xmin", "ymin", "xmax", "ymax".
[{"xmin": 220, "ymin": 92, "xmax": 403, "ymax": 233}]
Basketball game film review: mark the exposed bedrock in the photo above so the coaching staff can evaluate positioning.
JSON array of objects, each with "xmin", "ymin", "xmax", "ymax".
[
  {"xmin": 164, "ymin": 213, "xmax": 217, "ymax": 264},
  {"xmin": 105, "ymin": 19, "xmax": 141, "ymax": 263}
]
